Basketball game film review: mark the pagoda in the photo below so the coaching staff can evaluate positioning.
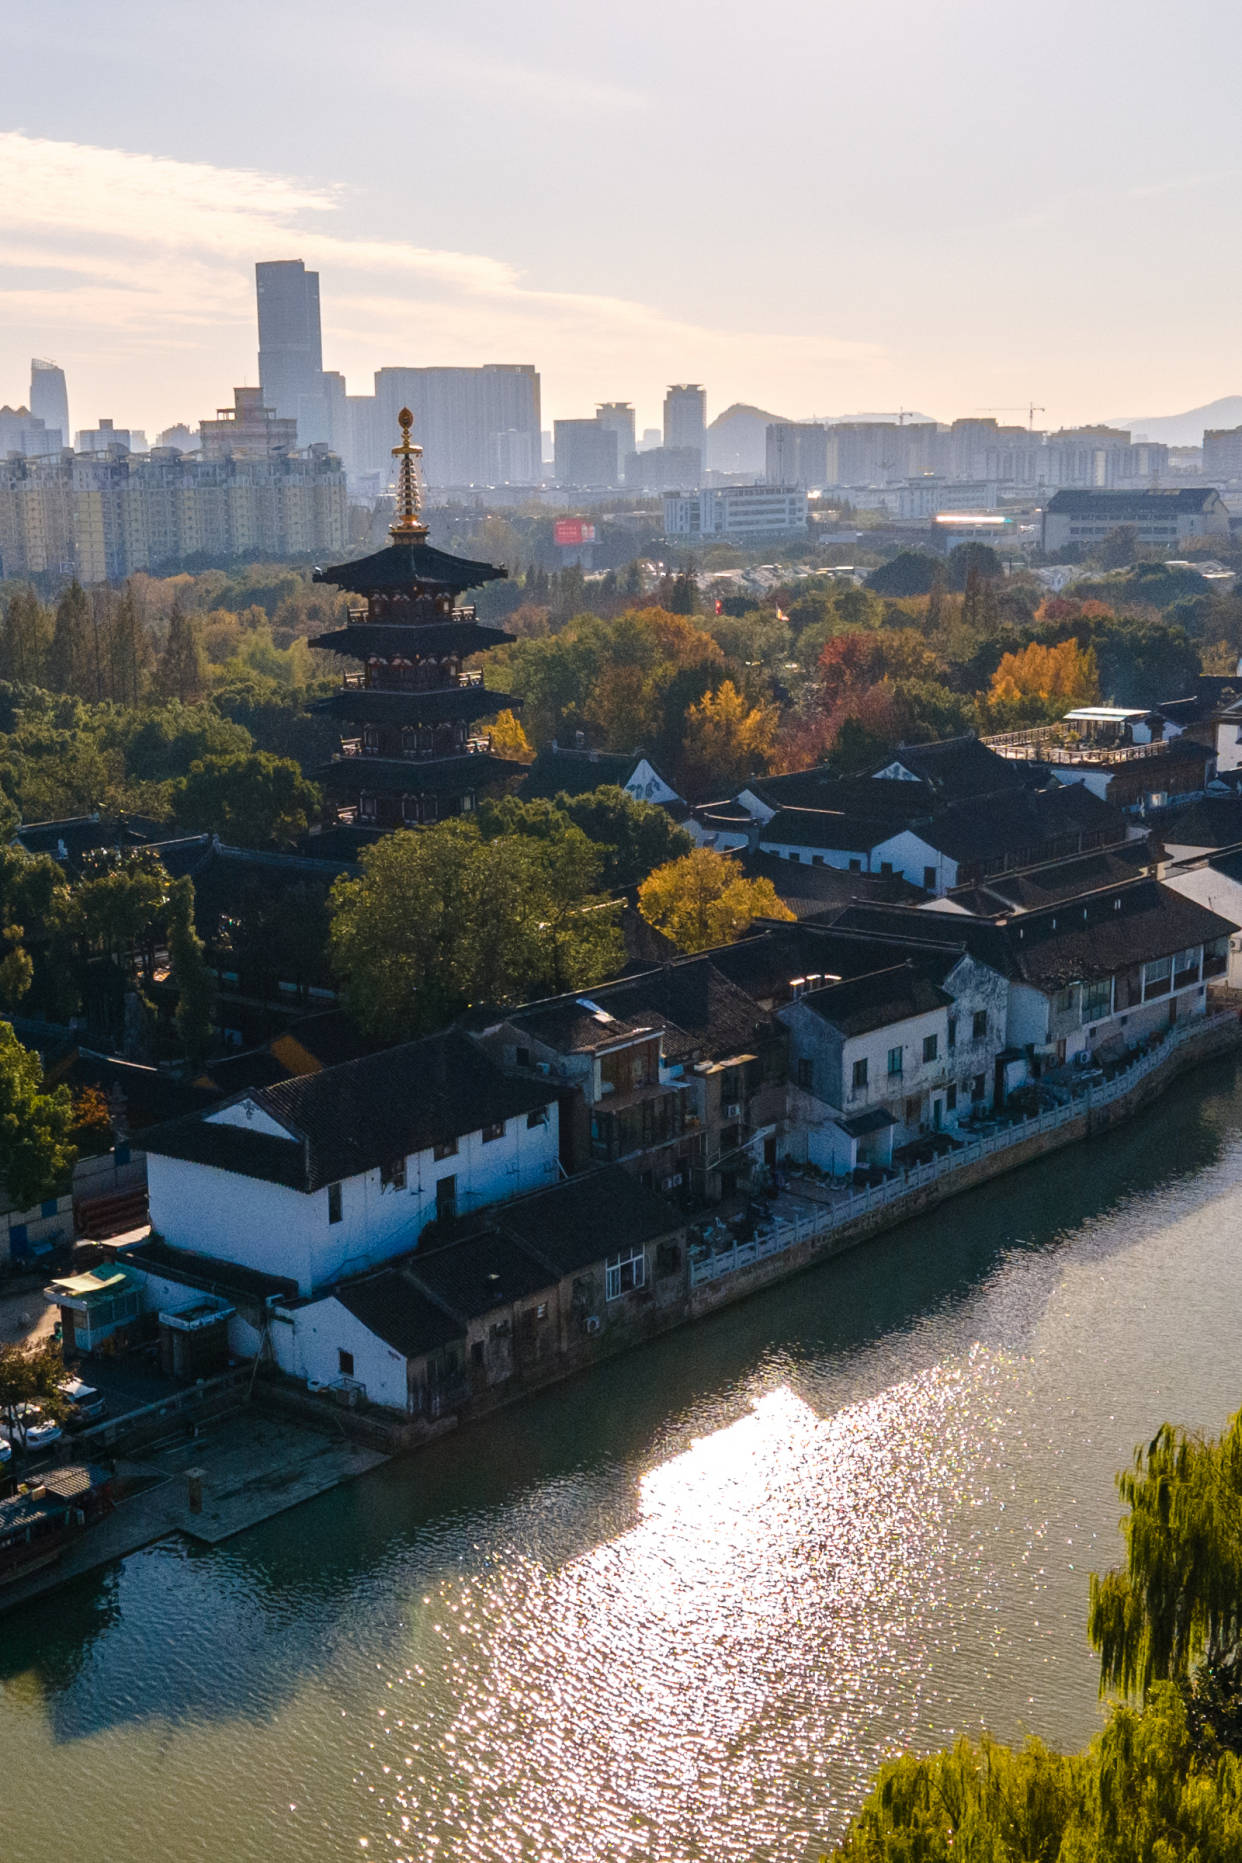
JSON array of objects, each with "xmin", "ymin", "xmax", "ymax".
[{"xmin": 309, "ymin": 409, "xmax": 524, "ymax": 833}]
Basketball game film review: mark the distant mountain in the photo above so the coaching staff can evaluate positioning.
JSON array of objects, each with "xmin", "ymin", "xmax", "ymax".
[
  {"xmin": 1106, "ymin": 396, "xmax": 1242, "ymax": 447},
  {"xmin": 706, "ymin": 403, "xmax": 790, "ymax": 475}
]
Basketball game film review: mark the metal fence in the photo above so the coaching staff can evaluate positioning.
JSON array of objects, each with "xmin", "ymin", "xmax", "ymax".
[{"xmin": 689, "ymin": 1011, "xmax": 1238, "ymax": 1288}]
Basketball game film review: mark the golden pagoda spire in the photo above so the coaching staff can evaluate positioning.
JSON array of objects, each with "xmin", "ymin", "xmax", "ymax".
[{"xmin": 389, "ymin": 407, "xmax": 428, "ymax": 541}]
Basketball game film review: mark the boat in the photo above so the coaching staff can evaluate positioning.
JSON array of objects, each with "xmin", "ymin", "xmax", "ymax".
[{"xmin": 0, "ymin": 1464, "xmax": 114, "ymax": 1587}]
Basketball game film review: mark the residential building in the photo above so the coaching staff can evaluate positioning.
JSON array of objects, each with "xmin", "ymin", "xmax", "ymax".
[
  {"xmin": 1160, "ymin": 848, "xmax": 1242, "ymax": 989},
  {"xmin": 309, "ymin": 409, "xmax": 525, "ymax": 832},
  {"xmin": 372, "ymin": 365, "xmax": 541, "ymax": 488},
  {"xmin": 553, "ymin": 419, "xmax": 619, "ymax": 488},
  {"xmin": 0, "ymin": 445, "xmax": 348, "ymax": 582},
  {"xmin": 765, "ymin": 423, "xmax": 829, "ymax": 489},
  {"xmin": 29, "ymin": 359, "xmax": 69, "ymax": 453},
  {"xmin": 1041, "ymin": 487, "xmax": 1230, "ymax": 554},
  {"xmin": 1203, "ymin": 427, "xmax": 1242, "ymax": 482},
  {"xmin": 664, "ymin": 385, "xmax": 706, "ymax": 472},
  {"xmin": 984, "ymin": 713, "xmax": 1215, "ymax": 811},
  {"xmin": 595, "ymin": 403, "xmax": 636, "ymax": 464},
  {"xmin": 625, "ymin": 445, "xmax": 702, "ymax": 492},
  {"xmin": 0, "ymin": 406, "xmax": 54, "ymax": 459},
  {"xmin": 517, "ymin": 745, "xmax": 685, "ymax": 811},
  {"xmin": 663, "ymin": 484, "xmax": 808, "ymax": 540},
  {"xmin": 256, "ymin": 258, "xmax": 329, "ymax": 444},
  {"xmin": 76, "ymin": 418, "xmax": 134, "ymax": 454},
  {"xmin": 141, "ymin": 1028, "xmax": 560, "ymax": 1300},
  {"xmin": 199, "ymin": 386, "xmax": 296, "ymax": 461}
]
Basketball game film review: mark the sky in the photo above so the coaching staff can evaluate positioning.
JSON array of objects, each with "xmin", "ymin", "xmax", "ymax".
[{"xmin": 4, "ymin": 0, "xmax": 1242, "ymax": 440}]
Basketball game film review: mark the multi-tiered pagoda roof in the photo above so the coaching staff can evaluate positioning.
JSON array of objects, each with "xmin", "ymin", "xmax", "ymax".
[{"xmin": 309, "ymin": 410, "xmax": 526, "ymax": 833}]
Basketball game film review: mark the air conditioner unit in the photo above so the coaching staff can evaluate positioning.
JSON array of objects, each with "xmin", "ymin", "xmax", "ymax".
[
  {"xmin": 723, "ymin": 1101, "xmax": 742, "ymax": 1120},
  {"xmin": 661, "ymin": 1172, "xmax": 683, "ymax": 1191},
  {"xmin": 584, "ymin": 1315, "xmax": 601, "ymax": 1334}
]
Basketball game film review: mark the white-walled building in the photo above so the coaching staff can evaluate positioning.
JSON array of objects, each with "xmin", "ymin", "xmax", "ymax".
[
  {"xmin": 142, "ymin": 1031, "xmax": 560, "ymax": 1299},
  {"xmin": 663, "ymin": 484, "xmax": 808, "ymax": 540}
]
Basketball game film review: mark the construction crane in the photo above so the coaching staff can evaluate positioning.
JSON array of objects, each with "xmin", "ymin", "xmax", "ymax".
[{"xmin": 975, "ymin": 404, "xmax": 1046, "ymax": 432}]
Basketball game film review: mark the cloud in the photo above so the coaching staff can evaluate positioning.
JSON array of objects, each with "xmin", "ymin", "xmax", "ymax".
[{"xmin": 0, "ymin": 131, "xmax": 879, "ymax": 419}]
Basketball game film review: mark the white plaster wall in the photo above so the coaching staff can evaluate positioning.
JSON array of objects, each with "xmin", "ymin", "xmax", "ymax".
[
  {"xmin": 147, "ymin": 1108, "xmax": 561, "ymax": 1297},
  {"xmin": 1007, "ymin": 983, "xmax": 1050, "ymax": 1047},
  {"xmin": 271, "ymin": 1297, "xmax": 411, "ymax": 1412},
  {"xmin": 756, "ymin": 836, "xmax": 870, "ymax": 871},
  {"xmin": 128, "ymin": 1263, "xmax": 263, "ymax": 1360},
  {"xmin": 869, "ymin": 829, "xmax": 959, "ymax": 894},
  {"xmin": 206, "ymin": 1099, "xmax": 293, "ymax": 1138},
  {"xmin": 625, "ymin": 759, "xmax": 681, "ymax": 806}
]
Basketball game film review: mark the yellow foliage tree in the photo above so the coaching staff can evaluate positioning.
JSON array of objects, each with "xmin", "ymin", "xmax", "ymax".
[
  {"xmin": 489, "ymin": 708, "xmax": 535, "ymax": 764},
  {"xmin": 989, "ymin": 638, "xmax": 1100, "ymax": 710},
  {"xmin": 682, "ymin": 679, "xmax": 779, "ymax": 789},
  {"xmin": 637, "ymin": 847, "xmax": 794, "ymax": 954}
]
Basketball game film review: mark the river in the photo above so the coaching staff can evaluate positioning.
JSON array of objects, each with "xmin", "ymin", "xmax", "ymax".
[{"xmin": 5, "ymin": 1056, "xmax": 1242, "ymax": 1862}]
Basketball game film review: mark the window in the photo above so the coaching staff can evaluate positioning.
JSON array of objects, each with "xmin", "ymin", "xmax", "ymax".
[
  {"xmin": 526, "ymin": 1106, "xmax": 549, "ymax": 1128},
  {"xmin": 880, "ymin": 861, "xmax": 894, "ymax": 876},
  {"xmin": 433, "ymin": 1137, "xmax": 458, "ymax": 1161},
  {"xmin": 1081, "ymin": 977, "xmax": 1113, "ymax": 1023},
  {"xmin": 380, "ymin": 1156, "xmax": 406, "ymax": 1191},
  {"xmin": 923, "ymin": 1033, "xmax": 939, "ymax": 1063},
  {"xmin": 797, "ymin": 1057, "xmax": 813, "ymax": 1091},
  {"xmin": 327, "ymin": 1182, "xmax": 342, "ymax": 1225},
  {"xmin": 947, "ymin": 1015, "xmax": 957, "ymax": 1051},
  {"xmin": 515, "ymin": 1046, "xmax": 532, "ymax": 1069},
  {"xmin": 605, "ymin": 1247, "xmax": 646, "ymax": 1300},
  {"xmin": 482, "ymin": 1120, "xmax": 505, "ymax": 1142},
  {"xmin": 972, "ymin": 1072, "xmax": 986, "ymax": 1102},
  {"xmin": 946, "ymin": 1084, "xmax": 958, "ymax": 1112},
  {"xmin": 852, "ymin": 1057, "xmax": 868, "ymax": 1091},
  {"xmin": 972, "ymin": 1009, "xmax": 988, "ymax": 1042},
  {"xmin": 1143, "ymin": 955, "xmax": 1172, "ymax": 999},
  {"xmin": 436, "ymin": 1175, "xmax": 457, "ymax": 1219},
  {"xmin": 848, "ymin": 858, "xmax": 862, "ymax": 873},
  {"xmin": 887, "ymin": 1045, "xmax": 903, "ymax": 1077},
  {"xmin": 923, "ymin": 866, "xmax": 937, "ymax": 892},
  {"xmin": 338, "ymin": 1349, "xmax": 354, "ymax": 1378}
]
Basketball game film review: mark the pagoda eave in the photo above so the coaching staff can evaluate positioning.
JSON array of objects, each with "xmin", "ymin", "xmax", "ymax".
[
  {"xmin": 311, "ymin": 688, "xmax": 518, "ymax": 725},
  {"xmin": 312, "ymin": 540, "xmax": 508, "ymax": 596},
  {"xmin": 310, "ymin": 622, "xmax": 515, "ymax": 659},
  {"xmin": 315, "ymin": 754, "xmax": 528, "ymax": 794}
]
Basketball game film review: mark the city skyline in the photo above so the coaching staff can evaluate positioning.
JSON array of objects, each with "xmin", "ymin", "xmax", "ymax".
[{"xmin": 7, "ymin": 0, "xmax": 1242, "ymax": 437}]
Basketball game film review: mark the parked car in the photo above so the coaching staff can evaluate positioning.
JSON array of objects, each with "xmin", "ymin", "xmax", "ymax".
[
  {"xmin": 59, "ymin": 1378, "xmax": 107, "ymax": 1429},
  {"xmin": 0, "ymin": 1406, "xmax": 64, "ymax": 1453}
]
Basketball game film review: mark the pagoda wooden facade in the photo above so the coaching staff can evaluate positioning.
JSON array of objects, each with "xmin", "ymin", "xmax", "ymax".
[{"xmin": 310, "ymin": 411, "xmax": 523, "ymax": 831}]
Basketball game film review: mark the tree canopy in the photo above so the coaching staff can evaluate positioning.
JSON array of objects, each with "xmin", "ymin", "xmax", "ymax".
[
  {"xmin": 169, "ymin": 750, "xmax": 319, "ymax": 848},
  {"xmin": 0, "ymin": 1020, "xmax": 75, "ymax": 1210},
  {"xmin": 329, "ymin": 820, "xmax": 623, "ymax": 1038},
  {"xmin": 637, "ymin": 847, "xmax": 794, "ymax": 953}
]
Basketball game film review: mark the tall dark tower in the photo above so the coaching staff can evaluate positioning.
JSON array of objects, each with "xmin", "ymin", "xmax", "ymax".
[{"xmin": 309, "ymin": 410, "xmax": 524, "ymax": 835}]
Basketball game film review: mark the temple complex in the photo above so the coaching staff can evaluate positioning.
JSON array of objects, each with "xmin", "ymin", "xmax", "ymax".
[{"xmin": 309, "ymin": 410, "xmax": 523, "ymax": 832}]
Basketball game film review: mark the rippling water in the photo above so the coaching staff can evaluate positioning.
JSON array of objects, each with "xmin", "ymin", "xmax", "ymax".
[{"xmin": 6, "ymin": 1056, "xmax": 1242, "ymax": 1862}]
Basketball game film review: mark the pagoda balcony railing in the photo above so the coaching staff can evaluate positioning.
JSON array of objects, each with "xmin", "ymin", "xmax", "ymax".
[
  {"xmin": 337, "ymin": 735, "xmax": 494, "ymax": 762},
  {"xmin": 345, "ymin": 603, "xmax": 478, "ymax": 626},
  {"xmin": 339, "ymin": 668, "xmax": 485, "ymax": 692}
]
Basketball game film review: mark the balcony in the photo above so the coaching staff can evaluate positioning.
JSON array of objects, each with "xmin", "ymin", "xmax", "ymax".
[
  {"xmin": 336, "ymin": 733, "xmax": 493, "ymax": 762},
  {"xmin": 346, "ymin": 603, "xmax": 478, "ymax": 626},
  {"xmin": 339, "ymin": 667, "xmax": 484, "ymax": 692}
]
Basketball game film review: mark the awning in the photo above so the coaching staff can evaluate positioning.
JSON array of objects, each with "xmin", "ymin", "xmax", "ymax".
[
  {"xmin": 837, "ymin": 1109, "xmax": 897, "ymax": 1138},
  {"xmin": 44, "ymin": 1264, "xmax": 143, "ymax": 1311}
]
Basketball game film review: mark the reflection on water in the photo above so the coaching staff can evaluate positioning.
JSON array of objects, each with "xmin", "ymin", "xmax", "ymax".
[{"xmin": 2, "ymin": 1059, "xmax": 1242, "ymax": 1863}]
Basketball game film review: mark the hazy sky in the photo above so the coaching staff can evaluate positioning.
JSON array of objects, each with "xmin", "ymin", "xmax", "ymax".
[{"xmin": 4, "ymin": 0, "xmax": 1241, "ymax": 438}]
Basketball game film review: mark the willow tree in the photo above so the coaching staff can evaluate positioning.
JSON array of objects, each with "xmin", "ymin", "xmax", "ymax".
[{"xmin": 1089, "ymin": 1411, "xmax": 1242, "ymax": 1699}]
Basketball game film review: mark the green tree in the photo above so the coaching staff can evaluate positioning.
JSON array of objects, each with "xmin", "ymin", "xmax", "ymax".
[
  {"xmin": 557, "ymin": 786, "xmax": 693, "ymax": 889},
  {"xmin": 167, "ymin": 876, "xmax": 215, "ymax": 1065},
  {"xmin": 45, "ymin": 581, "xmax": 93, "ymax": 698},
  {"xmin": 0, "ymin": 1341, "xmax": 71, "ymax": 1464},
  {"xmin": 108, "ymin": 589, "xmax": 152, "ymax": 708},
  {"xmin": 867, "ymin": 551, "xmax": 943, "ymax": 596},
  {"xmin": 0, "ymin": 587, "xmax": 51, "ymax": 686},
  {"xmin": 155, "ymin": 601, "xmax": 206, "ymax": 703},
  {"xmin": 0, "ymin": 1020, "xmax": 75, "ymax": 1209},
  {"xmin": 329, "ymin": 820, "xmax": 622, "ymax": 1038},
  {"xmin": 637, "ymin": 847, "xmax": 794, "ymax": 953},
  {"xmin": 170, "ymin": 751, "xmax": 319, "ymax": 848}
]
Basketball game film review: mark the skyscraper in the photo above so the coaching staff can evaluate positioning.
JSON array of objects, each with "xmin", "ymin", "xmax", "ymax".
[
  {"xmin": 663, "ymin": 385, "xmax": 706, "ymax": 468},
  {"xmin": 256, "ymin": 259, "xmax": 329, "ymax": 444},
  {"xmin": 29, "ymin": 359, "xmax": 68, "ymax": 452},
  {"xmin": 595, "ymin": 402, "xmax": 636, "ymax": 465},
  {"xmin": 372, "ymin": 365, "xmax": 541, "ymax": 487}
]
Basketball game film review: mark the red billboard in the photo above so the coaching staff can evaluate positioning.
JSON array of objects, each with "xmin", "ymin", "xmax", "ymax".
[{"xmin": 554, "ymin": 519, "xmax": 596, "ymax": 547}]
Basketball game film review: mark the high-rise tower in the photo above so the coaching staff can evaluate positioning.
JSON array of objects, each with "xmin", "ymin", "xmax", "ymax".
[
  {"xmin": 663, "ymin": 385, "xmax": 706, "ymax": 471},
  {"xmin": 256, "ymin": 259, "xmax": 329, "ymax": 444},
  {"xmin": 29, "ymin": 359, "xmax": 69, "ymax": 452},
  {"xmin": 309, "ymin": 411, "xmax": 525, "ymax": 834}
]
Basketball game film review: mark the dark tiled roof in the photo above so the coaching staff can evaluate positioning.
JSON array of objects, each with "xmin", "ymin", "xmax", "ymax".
[
  {"xmin": 740, "ymin": 851, "xmax": 923, "ymax": 917},
  {"xmin": 799, "ymin": 964, "xmax": 953, "ymax": 1036},
  {"xmin": 822, "ymin": 903, "xmax": 1018, "ymax": 978},
  {"xmin": 333, "ymin": 1272, "xmax": 464, "ymax": 1359},
  {"xmin": 1163, "ymin": 797, "xmax": 1242, "ymax": 849},
  {"xmin": 495, "ymin": 1166, "xmax": 682, "ymax": 1275},
  {"xmin": 518, "ymin": 749, "xmax": 642, "ymax": 801},
  {"xmin": 743, "ymin": 769, "xmax": 933, "ymax": 818},
  {"xmin": 312, "ymin": 687, "xmax": 515, "ymax": 725},
  {"xmin": 313, "ymin": 540, "xmax": 507, "ymax": 595},
  {"xmin": 601, "ymin": 959, "xmax": 778, "ymax": 1062},
  {"xmin": 915, "ymin": 784, "xmax": 1125, "ymax": 864},
  {"xmin": 408, "ymin": 1227, "xmax": 555, "ymax": 1319},
  {"xmin": 1046, "ymin": 488, "xmax": 1223, "ymax": 515},
  {"xmin": 1006, "ymin": 880, "xmax": 1233, "ymax": 989},
  {"xmin": 966, "ymin": 842, "xmax": 1155, "ymax": 911},
  {"xmin": 144, "ymin": 1030, "xmax": 552, "ymax": 1192},
  {"xmin": 121, "ymin": 1234, "xmax": 298, "ymax": 1301},
  {"xmin": 317, "ymin": 752, "xmax": 529, "ymax": 793},
  {"xmin": 759, "ymin": 807, "xmax": 888, "ymax": 853},
  {"xmin": 310, "ymin": 621, "xmax": 514, "ymax": 658},
  {"xmin": 870, "ymin": 736, "xmax": 1025, "ymax": 800},
  {"xmin": 500, "ymin": 996, "xmax": 661, "ymax": 1054}
]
